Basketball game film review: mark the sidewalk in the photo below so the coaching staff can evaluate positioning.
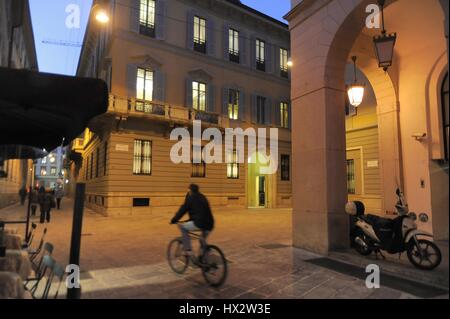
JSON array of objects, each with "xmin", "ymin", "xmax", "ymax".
[{"xmin": 1, "ymin": 200, "xmax": 448, "ymax": 299}]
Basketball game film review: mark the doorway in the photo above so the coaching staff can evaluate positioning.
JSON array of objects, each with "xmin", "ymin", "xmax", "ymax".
[{"xmin": 258, "ymin": 176, "xmax": 266, "ymax": 207}]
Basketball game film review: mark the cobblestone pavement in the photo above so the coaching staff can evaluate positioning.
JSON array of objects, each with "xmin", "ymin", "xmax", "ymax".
[{"xmin": 1, "ymin": 200, "xmax": 447, "ymax": 299}]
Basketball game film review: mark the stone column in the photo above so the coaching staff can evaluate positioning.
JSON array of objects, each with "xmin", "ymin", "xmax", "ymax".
[{"xmin": 291, "ymin": 87, "xmax": 349, "ymax": 255}]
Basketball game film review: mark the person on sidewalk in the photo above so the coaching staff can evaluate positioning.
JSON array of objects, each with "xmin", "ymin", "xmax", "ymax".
[
  {"xmin": 170, "ymin": 184, "xmax": 214, "ymax": 257},
  {"xmin": 38, "ymin": 189, "xmax": 55, "ymax": 223},
  {"xmin": 29, "ymin": 187, "xmax": 39, "ymax": 216},
  {"xmin": 18, "ymin": 186, "xmax": 27, "ymax": 205},
  {"xmin": 54, "ymin": 185, "xmax": 64, "ymax": 210}
]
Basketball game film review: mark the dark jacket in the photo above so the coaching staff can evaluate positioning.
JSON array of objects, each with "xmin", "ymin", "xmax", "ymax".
[{"xmin": 172, "ymin": 192, "xmax": 214, "ymax": 231}]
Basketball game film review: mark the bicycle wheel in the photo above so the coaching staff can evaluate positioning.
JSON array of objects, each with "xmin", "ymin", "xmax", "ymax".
[
  {"xmin": 201, "ymin": 245, "xmax": 228, "ymax": 287},
  {"xmin": 167, "ymin": 238, "xmax": 189, "ymax": 274}
]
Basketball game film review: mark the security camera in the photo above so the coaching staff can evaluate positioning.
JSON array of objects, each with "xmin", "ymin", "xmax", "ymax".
[{"xmin": 412, "ymin": 132, "xmax": 427, "ymax": 141}]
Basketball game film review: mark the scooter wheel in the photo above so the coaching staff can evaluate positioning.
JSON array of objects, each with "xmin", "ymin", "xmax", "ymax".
[
  {"xmin": 407, "ymin": 239, "xmax": 442, "ymax": 270},
  {"xmin": 353, "ymin": 229, "xmax": 372, "ymax": 256}
]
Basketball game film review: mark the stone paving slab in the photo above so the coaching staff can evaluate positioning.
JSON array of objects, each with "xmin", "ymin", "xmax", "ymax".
[{"xmin": 1, "ymin": 200, "xmax": 448, "ymax": 299}]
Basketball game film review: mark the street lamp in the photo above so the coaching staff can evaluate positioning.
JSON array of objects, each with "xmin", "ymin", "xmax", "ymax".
[
  {"xmin": 91, "ymin": 3, "xmax": 111, "ymax": 25},
  {"xmin": 287, "ymin": 58, "xmax": 293, "ymax": 68},
  {"xmin": 373, "ymin": 0, "xmax": 397, "ymax": 71},
  {"xmin": 347, "ymin": 56, "xmax": 365, "ymax": 107}
]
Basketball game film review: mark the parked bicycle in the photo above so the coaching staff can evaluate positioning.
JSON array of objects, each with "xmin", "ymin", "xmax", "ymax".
[{"xmin": 167, "ymin": 223, "xmax": 228, "ymax": 287}]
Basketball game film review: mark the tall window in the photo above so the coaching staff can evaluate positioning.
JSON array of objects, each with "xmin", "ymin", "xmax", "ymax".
[
  {"xmin": 281, "ymin": 155, "xmax": 290, "ymax": 181},
  {"xmin": 192, "ymin": 146, "xmax": 206, "ymax": 178},
  {"xmin": 229, "ymin": 28, "xmax": 239, "ymax": 63},
  {"xmin": 139, "ymin": 0, "xmax": 156, "ymax": 37},
  {"xmin": 133, "ymin": 140, "xmax": 152, "ymax": 175},
  {"xmin": 136, "ymin": 68, "xmax": 154, "ymax": 112},
  {"xmin": 256, "ymin": 96, "xmax": 266, "ymax": 124},
  {"xmin": 280, "ymin": 102, "xmax": 289, "ymax": 128},
  {"xmin": 280, "ymin": 48, "xmax": 288, "ymax": 78},
  {"xmin": 347, "ymin": 159, "xmax": 356, "ymax": 194},
  {"xmin": 227, "ymin": 150, "xmax": 239, "ymax": 179},
  {"xmin": 228, "ymin": 89, "xmax": 239, "ymax": 120},
  {"xmin": 95, "ymin": 148, "xmax": 100, "ymax": 178},
  {"xmin": 41, "ymin": 157, "xmax": 47, "ymax": 164},
  {"xmin": 193, "ymin": 81, "xmax": 207, "ymax": 111},
  {"xmin": 103, "ymin": 142, "xmax": 108, "ymax": 176},
  {"xmin": 85, "ymin": 156, "xmax": 89, "ymax": 180},
  {"xmin": 193, "ymin": 16, "xmax": 207, "ymax": 53},
  {"xmin": 256, "ymin": 39, "xmax": 265, "ymax": 71},
  {"xmin": 50, "ymin": 167, "xmax": 56, "ymax": 175},
  {"xmin": 442, "ymin": 72, "xmax": 449, "ymax": 160},
  {"xmin": 41, "ymin": 168, "xmax": 47, "ymax": 176}
]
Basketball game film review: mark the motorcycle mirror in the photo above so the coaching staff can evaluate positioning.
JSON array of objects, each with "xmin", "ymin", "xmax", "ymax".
[{"xmin": 408, "ymin": 212, "xmax": 417, "ymax": 221}]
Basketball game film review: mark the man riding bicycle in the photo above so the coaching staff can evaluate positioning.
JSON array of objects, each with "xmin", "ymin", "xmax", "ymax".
[{"xmin": 170, "ymin": 184, "xmax": 214, "ymax": 257}]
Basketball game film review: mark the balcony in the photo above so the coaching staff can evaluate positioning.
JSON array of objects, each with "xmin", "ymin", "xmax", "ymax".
[{"xmin": 104, "ymin": 94, "xmax": 221, "ymax": 127}]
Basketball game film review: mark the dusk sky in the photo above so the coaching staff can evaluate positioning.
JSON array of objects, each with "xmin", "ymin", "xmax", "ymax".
[{"xmin": 29, "ymin": 0, "xmax": 290, "ymax": 76}]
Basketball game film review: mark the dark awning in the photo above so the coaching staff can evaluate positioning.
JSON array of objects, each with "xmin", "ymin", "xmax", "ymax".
[
  {"xmin": 0, "ymin": 67, "xmax": 108, "ymax": 154},
  {"xmin": 0, "ymin": 144, "xmax": 47, "ymax": 161}
]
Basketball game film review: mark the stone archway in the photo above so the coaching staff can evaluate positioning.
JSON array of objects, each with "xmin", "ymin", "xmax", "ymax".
[{"xmin": 286, "ymin": 0, "xmax": 447, "ymax": 254}]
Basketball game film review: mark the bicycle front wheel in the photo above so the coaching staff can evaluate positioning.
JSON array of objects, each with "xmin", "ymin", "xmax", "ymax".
[
  {"xmin": 167, "ymin": 238, "xmax": 189, "ymax": 274},
  {"xmin": 201, "ymin": 245, "xmax": 228, "ymax": 287}
]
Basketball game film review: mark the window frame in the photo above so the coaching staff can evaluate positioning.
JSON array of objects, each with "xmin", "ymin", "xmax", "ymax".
[
  {"xmin": 228, "ymin": 89, "xmax": 239, "ymax": 120},
  {"xmin": 139, "ymin": 0, "xmax": 156, "ymax": 37},
  {"xmin": 255, "ymin": 39, "xmax": 266, "ymax": 71},
  {"xmin": 103, "ymin": 142, "xmax": 108, "ymax": 176},
  {"xmin": 191, "ymin": 145, "xmax": 206, "ymax": 178},
  {"xmin": 229, "ymin": 28, "xmax": 240, "ymax": 63},
  {"xmin": 280, "ymin": 155, "xmax": 290, "ymax": 181},
  {"xmin": 280, "ymin": 47, "xmax": 289, "ymax": 78},
  {"xmin": 133, "ymin": 140, "xmax": 152, "ymax": 175},
  {"xmin": 193, "ymin": 15, "xmax": 207, "ymax": 53},
  {"xmin": 256, "ymin": 96, "xmax": 266, "ymax": 124},
  {"xmin": 136, "ymin": 67, "xmax": 154, "ymax": 113},
  {"xmin": 227, "ymin": 150, "xmax": 239, "ymax": 179},
  {"xmin": 346, "ymin": 159, "xmax": 356, "ymax": 195},
  {"xmin": 192, "ymin": 81, "xmax": 207, "ymax": 112},
  {"xmin": 280, "ymin": 102, "xmax": 289, "ymax": 129}
]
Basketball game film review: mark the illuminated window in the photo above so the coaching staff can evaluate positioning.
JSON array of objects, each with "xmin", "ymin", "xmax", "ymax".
[
  {"xmin": 193, "ymin": 16, "xmax": 207, "ymax": 53},
  {"xmin": 227, "ymin": 150, "xmax": 239, "ymax": 179},
  {"xmin": 228, "ymin": 89, "xmax": 239, "ymax": 120},
  {"xmin": 280, "ymin": 102, "xmax": 289, "ymax": 128},
  {"xmin": 192, "ymin": 81, "xmax": 207, "ymax": 111},
  {"xmin": 136, "ymin": 68, "xmax": 154, "ymax": 112},
  {"xmin": 192, "ymin": 146, "xmax": 206, "ymax": 178},
  {"xmin": 50, "ymin": 167, "xmax": 57, "ymax": 175},
  {"xmin": 256, "ymin": 39, "xmax": 265, "ymax": 71},
  {"xmin": 347, "ymin": 159, "xmax": 355, "ymax": 194},
  {"xmin": 281, "ymin": 155, "xmax": 290, "ymax": 181},
  {"xmin": 442, "ymin": 72, "xmax": 449, "ymax": 160},
  {"xmin": 41, "ymin": 168, "xmax": 47, "ymax": 176},
  {"xmin": 139, "ymin": 0, "xmax": 155, "ymax": 37},
  {"xmin": 41, "ymin": 157, "xmax": 47, "ymax": 164},
  {"xmin": 133, "ymin": 140, "xmax": 152, "ymax": 175},
  {"xmin": 280, "ymin": 48, "xmax": 288, "ymax": 78},
  {"xmin": 229, "ymin": 28, "xmax": 239, "ymax": 63},
  {"xmin": 256, "ymin": 96, "xmax": 266, "ymax": 124},
  {"xmin": 49, "ymin": 156, "xmax": 55, "ymax": 163}
]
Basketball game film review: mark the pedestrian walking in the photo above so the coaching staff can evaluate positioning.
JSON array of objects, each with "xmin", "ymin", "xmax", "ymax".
[
  {"xmin": 18, "ymin": 186, "xmax": 27, "ymax": 205},
  {"xmin": 54, "ymin": 185, "xmax": 64, "ymax": 210},
  {"xmin": 30, "ymin": 187, "xmax": 39, "ymax": 216},
  {"xmin": 39, "ymin": 189, "xmax": 56, "ymax": 223}
]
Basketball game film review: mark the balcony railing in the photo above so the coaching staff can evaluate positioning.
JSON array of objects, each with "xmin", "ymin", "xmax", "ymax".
[{"xmin": 106, "ymin": 95, "xmax": 221, "ymax": 126}]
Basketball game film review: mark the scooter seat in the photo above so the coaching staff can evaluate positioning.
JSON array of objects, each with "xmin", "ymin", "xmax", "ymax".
[{"xmin": 361, "ymin": 214, "xmax": 394, "ymax": 230}]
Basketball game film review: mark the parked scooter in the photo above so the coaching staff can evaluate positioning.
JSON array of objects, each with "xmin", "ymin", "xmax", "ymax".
[{"xmin": 346, "ymin": 188, "xmax": 442, "ymax": 270}]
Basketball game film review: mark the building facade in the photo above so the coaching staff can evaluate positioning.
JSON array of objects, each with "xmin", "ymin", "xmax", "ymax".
[
  {"xmin": 34, "ymin": 147, "xmax": 67, "ymax": 189},
  {"xmin": 286, "ymin": 0, "xmax": 449, "ymax": 254},
  {"xmin": 0, "ymin": 0, "xmax": 38, "ymax": 208},
  {"xmin": 74, "ymin": 0, "xmax": 292, "ymax": 215}
]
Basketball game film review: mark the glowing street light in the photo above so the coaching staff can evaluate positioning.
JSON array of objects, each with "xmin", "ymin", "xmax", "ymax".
[
  {"xmin": 287, "ymin": 58, "xmax": 293, "ymax": 68},
  {"xmin": 95, "ymin": 9, "xmax": 110, "ymax": 24},
  {"xmin": 347, "ymin": 56, "xmax": 365, "ymax": 107}
]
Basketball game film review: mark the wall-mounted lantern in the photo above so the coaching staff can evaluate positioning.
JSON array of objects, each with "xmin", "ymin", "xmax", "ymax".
[
  {"xmin": 373, "ymin": 0, "xmax": 397, "ymax": 71},
  {"xmin": 347, "ymin": 56, "xmax": 365, "ymax": 107}
]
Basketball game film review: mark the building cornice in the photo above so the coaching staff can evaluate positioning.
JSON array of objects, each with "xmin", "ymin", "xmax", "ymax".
[{"xmin": 284, "ymin": 0, "xmax": 332, "ymax": 29}]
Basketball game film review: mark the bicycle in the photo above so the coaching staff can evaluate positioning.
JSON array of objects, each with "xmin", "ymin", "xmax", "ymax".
[{"xmin": 167, "ymin": 223, "xmax": 228, "ymax": 287}]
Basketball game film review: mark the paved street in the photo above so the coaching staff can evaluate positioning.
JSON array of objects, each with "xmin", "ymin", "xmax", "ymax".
[{"xmin": 1, "ymin": 199, "xmax": 448, "ymax": 299}]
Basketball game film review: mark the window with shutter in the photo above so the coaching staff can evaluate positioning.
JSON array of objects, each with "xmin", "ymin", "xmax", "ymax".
[
  {"xmin": 139, "ymin": 0, "xmax": 156, "ymax": 37},
  {"xmin": 229, "ymin": 28, "xmax": 240, "ymax": 63},
  {"xmin": 194, "ymin": 16, "xmax": 207, "ymax": 53},
  {"xmin": 228, "ymin": 89, "xmax": 239, "ymax": 120},
  {"xmin": 136, "ymin": 68, "xmax": 154, "ymax": 113},
  {"xmin": 256, "ymin": 39, "xmax": 266, "ymax": 71}
]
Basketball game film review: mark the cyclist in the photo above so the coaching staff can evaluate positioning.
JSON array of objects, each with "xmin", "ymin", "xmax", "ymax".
[{"xmin": 170, "ymin": 184, "xmax": 214, "ymax": 257}]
